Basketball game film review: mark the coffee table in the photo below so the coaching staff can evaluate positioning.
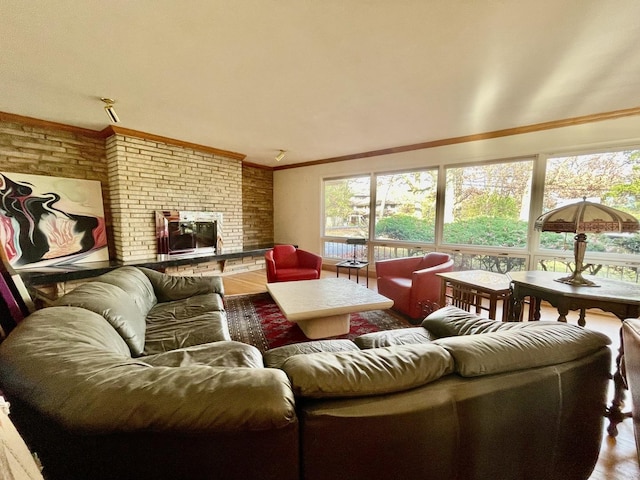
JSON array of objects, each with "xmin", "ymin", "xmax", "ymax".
[{"xmin": 266, "ymin": 277, "xmax": 393, "ymax": 339}]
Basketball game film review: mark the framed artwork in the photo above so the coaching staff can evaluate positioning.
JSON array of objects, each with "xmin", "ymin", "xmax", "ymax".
[{"xmin": 0, "ymin": 172, "xmax": 108, "ymax": 269}]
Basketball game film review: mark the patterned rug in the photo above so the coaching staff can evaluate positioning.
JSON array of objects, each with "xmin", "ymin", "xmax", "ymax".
[{"xmin": 225, "ymin": 292, "xmax": 412, "ymax": 352}]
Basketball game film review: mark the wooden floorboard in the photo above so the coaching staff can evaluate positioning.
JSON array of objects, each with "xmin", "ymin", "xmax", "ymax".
[{"xmin": 222, "ymin": 268, "xmax": 640, "ymax": 480}]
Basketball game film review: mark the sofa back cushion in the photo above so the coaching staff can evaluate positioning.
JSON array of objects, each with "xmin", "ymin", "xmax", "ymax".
[
  {"xmin": 425, "ymin": 306, "xmax": 612, "ymax": 377},
  {"xmin": 94, "ymin": 267, "xmax": 157, "ymax": 315},
  {"xmin": 280, "ymin": 343, "xmax": 454, "ymax": 398},
  {"xmin": 434, "ymin": 324, "xmax": 611, "ymax": 376},
  {"xmin": 55, "ymin": 282, "xmax": 146, "ymax": 356}
]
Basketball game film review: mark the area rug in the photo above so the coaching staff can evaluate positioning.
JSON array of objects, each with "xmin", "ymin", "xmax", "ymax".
[{"xmin": 225, "ymin": 292, "xmax": 412, "ymax": 352}]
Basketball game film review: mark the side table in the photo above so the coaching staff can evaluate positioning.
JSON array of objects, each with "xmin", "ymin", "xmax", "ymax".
[
  {"xmin": 437, "ymin": 270, "xmax": 512, "ymax": 321},
  {"xmin": 336, "ymin": 260, "xmax": 369, "ymax": 287}
]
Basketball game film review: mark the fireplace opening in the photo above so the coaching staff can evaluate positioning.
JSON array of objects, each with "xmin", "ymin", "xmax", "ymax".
[{"xmin": 156, "ymin": 211, "xmax": 222, "ymax": 256}]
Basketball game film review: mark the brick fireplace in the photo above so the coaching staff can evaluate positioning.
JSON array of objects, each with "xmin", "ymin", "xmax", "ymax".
[{"xmin": 0, "ymin": 114, "xmax": 274, "ymax": 275}]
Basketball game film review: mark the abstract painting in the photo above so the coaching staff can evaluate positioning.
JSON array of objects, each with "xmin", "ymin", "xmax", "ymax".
[{"xmin": 0, "ymin": 172, "xmax": 108, "ymax": 268}]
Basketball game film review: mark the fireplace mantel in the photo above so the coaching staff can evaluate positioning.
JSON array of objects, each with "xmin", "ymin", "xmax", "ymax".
[{"xmin": 18, "ymin": 245, "xmax": 276, "ymax": 286}]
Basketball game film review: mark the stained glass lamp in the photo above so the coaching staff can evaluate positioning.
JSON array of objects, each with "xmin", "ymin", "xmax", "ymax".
[{"xmin": 534, "ymin": 199, "xmax": 640, "ymax": 286}]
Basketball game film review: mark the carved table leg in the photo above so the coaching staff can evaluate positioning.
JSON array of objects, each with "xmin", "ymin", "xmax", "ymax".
[{"xmin": 606, "ymin": 328, "xmax": 633, "ymax": 436}]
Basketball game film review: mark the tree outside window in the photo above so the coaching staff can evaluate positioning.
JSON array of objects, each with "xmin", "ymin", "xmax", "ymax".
[
  {"xmin": 374, "ymin": 170, "xmax": 437, "ymax": 243},
  {"xmin": 443, "ymin": 160, "xmax": 534, "ymax": 248},
  {"xmin": 541, "ymin": 150, "xmax": 640, "ymax": 256}
]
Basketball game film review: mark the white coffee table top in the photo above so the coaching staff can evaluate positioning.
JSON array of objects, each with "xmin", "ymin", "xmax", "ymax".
[{"xmin": 266, "ymin": 277, "xmax": 393, "ymax": 322}]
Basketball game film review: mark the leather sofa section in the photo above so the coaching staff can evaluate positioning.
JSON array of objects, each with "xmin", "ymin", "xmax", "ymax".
[
  {"xmin": 142, "ymin": 341, "xmax": 264, "ymax": 368},
  {"xmin": 94, "ymin": 266, "xmax": 158, "ymax": 315},
  {"xmin": 0, "ymin": 307, "xmax": 296, "ymax": 434},
  {"xmin": 281, "ymin": 343, "xmax": 454, "ymax": 398},
  {"xmin": 354, "ymin": 326, "xmax": 434, "ymax": 348},
  {"xmin": 144, "ymin": 295, "xmax": 230, "ymax": 355},
  {"xmin": 298, "ymin": 347, "xmax": 610, "ymax": 480},
  {"xmin": 264, "ymin": 339, "xmax": 359, "ymax": 369},
  {"xmin": 54, "ymin": 282, "xmax": 147, "ymax": 356},
  {"xmin": 140, "ymin": 266, "xmax": 225, "ymax": 301},
  {"xmin": 434, "ymin": 322, "xmax": 611, "ymax": 377},
  {"xmin": 422, "ymin": 304, "xmax": 533, "ymax": 336}
]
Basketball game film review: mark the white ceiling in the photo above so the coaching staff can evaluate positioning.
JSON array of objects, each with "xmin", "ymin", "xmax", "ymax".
[{"xmin": 2, "ymin": 1, "xmax": 640, "ymax": 167}]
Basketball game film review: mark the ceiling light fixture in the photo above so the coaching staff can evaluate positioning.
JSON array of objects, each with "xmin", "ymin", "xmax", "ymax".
[
  {"xmin": 100, "ymin": 98, "xmax": 120, "ymax": 123},
  {"xmin": 275, "ymin": 150, "xmax": 287, "ymax": 162}
]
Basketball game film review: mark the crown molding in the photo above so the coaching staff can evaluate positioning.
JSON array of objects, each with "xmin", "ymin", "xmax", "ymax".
[
  {"xmin": 273, "ymin": 106, "xmax": 640, "ymax": 171},
  {"xmin": 0, "ymin": 111, "xmax": 103, "ymax": 138},
  {"xmin": 100, "ymin": 126, "xmax": 246, "ymax": 161}
]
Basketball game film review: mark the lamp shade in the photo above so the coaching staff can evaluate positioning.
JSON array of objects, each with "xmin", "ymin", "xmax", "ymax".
[
  {"xmin": 534, "ymin": 199, "xmax": 640, "ymax": 234},
  {"xmin": 534, "ymin": 199, "xmax": 640, "ymax": 286}
]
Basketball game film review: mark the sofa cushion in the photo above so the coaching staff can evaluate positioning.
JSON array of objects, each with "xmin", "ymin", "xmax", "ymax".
[
  {"xmin": 94, "ymin": 266, "xmax": 157, "ymax": 316},
  {"xmin": 422, "ymin": 305, "xmax": 531, "ymax": 337},
  {"xmin": 144, "ymin": 295, "xmax": 229, "ymax": 355},
  {"xmin": 355, "ymin": 327, "xmax": 434, "ymax": 349},
  {"xmin": 140, "ymin": 267, "xmax": 225, "ymax": 302},
  {"xmin": 280, "ymin": 343, "xmax": 454, "ymax": 398},
  {"xmin": 264, "ymin": 339, "xmax": 359, "ymax": 369},
  {"xmin": 141, "ymin": 341, "xmax": 263, "ymax": 368},
  {"xmin": 274, "ymin": 268, "xmax": 320, "ymax": 282},
  {"xmin": 55, "ymin": 282, "xmax": 146, "ymax": 356},
  {"xmin": 434, "ymin": 322, "xmax": 611, "ymax": 377}
]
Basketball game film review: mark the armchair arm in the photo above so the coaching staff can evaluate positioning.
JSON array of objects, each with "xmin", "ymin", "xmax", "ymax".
[
  {"xmin": 265, "ymin": 250, "xmax": 277, "ymax": 282},
  {"xmin": 296, "ymin": 249, "xmax": 322, "ymax": 271},
  {"xmin": 409, "ymin": 260, "xmax": 454, "ymax": 306},
  {"xmin": 139, "ymin": 267, "xmax": 224, "ymax": 302}
]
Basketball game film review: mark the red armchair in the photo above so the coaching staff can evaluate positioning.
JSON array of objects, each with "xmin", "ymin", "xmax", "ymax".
[
  {"xmin": 375, "ymin": 252, "xmax": 454, "ymax": 320},
  {"xmin": 265, "ymin": 245, "xmax": 323, "ymax": 283}
]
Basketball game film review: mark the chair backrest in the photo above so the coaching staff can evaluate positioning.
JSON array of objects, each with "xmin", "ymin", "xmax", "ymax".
[
  {"xmin": 272, "ymin": 245, "xmax": 299, "ymax": 268},
  {"xmin": 417, "ymin": 252, "xmax": 451, "ymax": 270}
]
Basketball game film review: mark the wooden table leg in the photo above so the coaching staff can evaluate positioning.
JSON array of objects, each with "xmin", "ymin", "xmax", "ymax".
[{"xmin": 606, "ymin": 328, "xmax": 633, "ymax": 436}]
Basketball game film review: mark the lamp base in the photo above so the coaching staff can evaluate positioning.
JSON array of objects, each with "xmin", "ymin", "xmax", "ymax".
[{"xmin": 554, "ymin": 271, "xmax": 600, "ymax": 287}]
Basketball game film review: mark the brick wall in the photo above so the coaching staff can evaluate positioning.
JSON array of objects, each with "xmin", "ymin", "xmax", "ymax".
[
  {"xmin": 0, "ymin": 115, "xmax": 274, "ymax": 269},
  {"xmin": 0, "ymin": 116, "xmax": 113, "ymax": 252},
  {"xmin": 106, "ymin": 133, "xmax": 244, "ymax": 262},
  {"xmin": 242, "ymin": 164, "xmax": 273, "ymax": 247}
]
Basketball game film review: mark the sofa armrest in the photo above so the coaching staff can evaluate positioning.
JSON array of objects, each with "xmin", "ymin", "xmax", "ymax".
[
  {"xmin": 139, "ymin": 267, "xmax": 224, "ymax": 302},
  {"xmin": 4, "ymin": 359, "xmax": 296, "ymax": 434}
]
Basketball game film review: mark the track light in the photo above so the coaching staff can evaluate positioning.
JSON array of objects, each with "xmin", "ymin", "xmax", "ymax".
[
  {"xmin": 275, "ymin": 150, "xmax": 286, "ymax": 162},
  {"xmin": 100, "ymin": 98, "xmax": 120, "ymax": 123}
]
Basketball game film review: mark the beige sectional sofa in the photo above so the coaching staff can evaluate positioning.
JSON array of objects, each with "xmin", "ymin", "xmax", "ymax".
[{"xmin": 0, "ymin": 267, "xmax": 612, "ymax": 480}]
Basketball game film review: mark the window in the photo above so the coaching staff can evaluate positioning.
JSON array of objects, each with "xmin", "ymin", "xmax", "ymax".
[
  {"xmin": 323, "ymin": 176, "xmax": 370, "ymax": 259},
  {"xmin": 442, "ymin": 159, "xmax": 533, "ymax": 248},
  {"xmin": 319, "ymin": 148, "xmax": 640, "ymax": 280},
  {"xmin": 374, "ymin": 169, "xmax": 437, "ymax": 243},
  {"xmin": 538, "ymin": 150, "xmax": 640, "ymax": 280}
]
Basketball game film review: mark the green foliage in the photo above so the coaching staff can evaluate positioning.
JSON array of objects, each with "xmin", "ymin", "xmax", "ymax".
[
  {"xmin": 325, "ymin": 182, "xmax": 353, "ymax": 219},
  {"xmin": 375, "ymin": 215, "xmax": 434, "ymax": 242},
  {"xmin": 443, "ymin": 217, "xmax": 528, "ymax": 247},
  {"xmin": 457, "ymin": 193, "xmax": 520, "ymax": 221}
]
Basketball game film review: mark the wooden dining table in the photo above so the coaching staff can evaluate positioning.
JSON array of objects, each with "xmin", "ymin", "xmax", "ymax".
[{"xmin": 508, "ymin": 270, "xmax": 640, "ymax": 437}]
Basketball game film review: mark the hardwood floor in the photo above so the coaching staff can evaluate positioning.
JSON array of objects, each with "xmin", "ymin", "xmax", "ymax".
[{"xmin": 222, "ymin": 268, "xmax": 640, "ymax": 480}]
